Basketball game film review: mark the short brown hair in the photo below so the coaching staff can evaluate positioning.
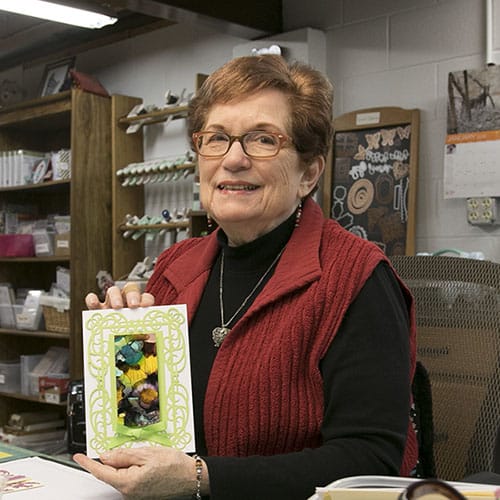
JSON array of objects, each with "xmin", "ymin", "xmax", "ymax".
[{"xmin": 188, "ymin": 55, "xmax": 334, "ymax": 164}]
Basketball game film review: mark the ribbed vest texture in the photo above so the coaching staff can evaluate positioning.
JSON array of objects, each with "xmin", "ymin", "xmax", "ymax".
[{"xmin": 146, "ymin": 198, "xmax": 418, "ymax": 476}]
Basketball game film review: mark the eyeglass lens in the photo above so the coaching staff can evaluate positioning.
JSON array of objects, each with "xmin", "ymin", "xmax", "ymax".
[{"xmin": 195, "ymin": 131, "xmax": 283, "ymax": 158}]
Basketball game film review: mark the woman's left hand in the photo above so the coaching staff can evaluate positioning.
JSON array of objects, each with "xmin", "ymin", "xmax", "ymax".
[
  {"xmin": 73, "ymin": 447, "xmax": 206, "ymax": 499},
  {"xmin": 85, "ymin": 282, "xmax": 154, "ymax": 310}
]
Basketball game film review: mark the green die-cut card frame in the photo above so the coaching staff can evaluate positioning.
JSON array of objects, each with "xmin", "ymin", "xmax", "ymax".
[{"xmin": 82, "ymin": 305, "xmax": 195, "ymax": 458}]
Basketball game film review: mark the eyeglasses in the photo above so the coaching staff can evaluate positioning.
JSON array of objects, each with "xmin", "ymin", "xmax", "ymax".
[
  {"xmin": 398, "ymin": 479, "xmax": 468, "ymax": 500},
  {"xmin": 192, "ymin": 130, "xmax": 292, "ymax": 159}
]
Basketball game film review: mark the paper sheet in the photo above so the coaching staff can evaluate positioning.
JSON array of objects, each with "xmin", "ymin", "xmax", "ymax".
[
  {"xmin": 444, "ymin": 130, "xmax": 500, "ymax": 198},
  {"xmin": 0, "ymin": 457, "xmax": 121, "ymax": 499}
]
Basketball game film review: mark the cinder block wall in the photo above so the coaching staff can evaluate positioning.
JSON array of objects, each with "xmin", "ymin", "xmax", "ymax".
[{"xmin": 284, "ymin": 0, "xmax": 500, "ymax": 260}]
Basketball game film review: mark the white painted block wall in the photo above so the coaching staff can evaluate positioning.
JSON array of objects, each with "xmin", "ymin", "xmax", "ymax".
[
  {"xmin": 2, "ymin": 0, "xmax": 499, "ymax": 261},
  {"xmin": 283, "ymin": 0, "xmax": 500, "ymax": 260}
]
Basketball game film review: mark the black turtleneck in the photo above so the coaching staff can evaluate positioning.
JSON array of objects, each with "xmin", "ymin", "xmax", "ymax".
[{"xmin": 189, "ymin": 211, "xmax": 296, "ymax": 454}]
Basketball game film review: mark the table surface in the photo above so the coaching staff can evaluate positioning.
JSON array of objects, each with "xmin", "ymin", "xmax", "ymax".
[
  {"xmin": 0, "ymin": 441, "xmax": 75, "ymax": 467},
  {"xmin": 0, "ymin": 444, "xmax": 121, "ymax": 499}
]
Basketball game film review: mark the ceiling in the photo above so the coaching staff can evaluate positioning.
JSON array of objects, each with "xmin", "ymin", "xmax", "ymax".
[{"xmin": 0, "ymin": 0, "xmax": 283, "ymax": 73}]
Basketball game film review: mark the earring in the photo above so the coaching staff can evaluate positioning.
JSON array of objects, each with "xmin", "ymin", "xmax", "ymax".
[
  {"xmin": 207, "ymin": 213, "xmax": 213, "ymax": 229},
  {"xmin": 295, "ymin": 201, "xmax": 303, "ymax": 228}
]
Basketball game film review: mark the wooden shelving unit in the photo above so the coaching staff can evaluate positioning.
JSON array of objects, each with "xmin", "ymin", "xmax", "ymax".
[
  {"xmin": 0, "ymin": 89, "xmax": 112, "ymax": 427},
  {"xmin": 111, "ymin": 76, "xmax": 208, "ymax": 280},
  {"xmin": 111, "ymin": 94, "xmax": 145, "ymax": 281}
]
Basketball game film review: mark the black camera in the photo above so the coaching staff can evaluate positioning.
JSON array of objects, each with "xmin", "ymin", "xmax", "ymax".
[{"xmin": 67, "ymin": 379, "xmax": 86, "ymax": 454}]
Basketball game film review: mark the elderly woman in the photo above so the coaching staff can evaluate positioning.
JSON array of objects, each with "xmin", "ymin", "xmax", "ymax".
[{"xmin": 75, "ymin": 55, "xmax": 417, "ymax": 499}]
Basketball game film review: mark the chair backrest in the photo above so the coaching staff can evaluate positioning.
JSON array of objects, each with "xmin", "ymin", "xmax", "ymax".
[
  {"xmin": 391, "ymin": 255, "xmax": 500, "ymax": 481},
  {"xmin": 412, "ymin": 360, "xmax": 436, "ymax": 478}
]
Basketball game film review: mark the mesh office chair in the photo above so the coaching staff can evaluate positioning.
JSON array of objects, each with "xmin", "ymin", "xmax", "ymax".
[{"xmin": 391, "ymin": 255, "xmax": 500, "ymax": 481}]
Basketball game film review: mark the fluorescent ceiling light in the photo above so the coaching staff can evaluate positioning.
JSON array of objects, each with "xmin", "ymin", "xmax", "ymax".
[{"xmin": 0, "ymin": 0, "xmax": 118, "ymax": 29}]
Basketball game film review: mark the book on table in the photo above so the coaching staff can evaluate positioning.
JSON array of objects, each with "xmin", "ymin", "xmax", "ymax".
[{"xmin": 309, "ymin": 475, "xmax": 499, "ymax": 500}]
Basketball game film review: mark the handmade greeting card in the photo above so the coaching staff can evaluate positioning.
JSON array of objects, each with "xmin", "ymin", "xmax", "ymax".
[{"xmin": 82, "ymin": 305, "xmax": 195, "ymax": 458}]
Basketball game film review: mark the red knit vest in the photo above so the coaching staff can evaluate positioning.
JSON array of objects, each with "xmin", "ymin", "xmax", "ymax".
[{"xmin": 146, "ymin": 200, "xmax": 418, "ymax": 475}]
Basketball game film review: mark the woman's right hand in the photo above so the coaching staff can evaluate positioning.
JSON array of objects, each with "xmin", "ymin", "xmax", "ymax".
[{"xmin": 85, "ymin": 282, "xmax": 155, "ymax": 310}]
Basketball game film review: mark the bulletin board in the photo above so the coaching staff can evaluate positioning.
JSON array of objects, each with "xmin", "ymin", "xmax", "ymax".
[{"xmin": 323, "ymin": 107, "xmax": 420, "ymax": 256}]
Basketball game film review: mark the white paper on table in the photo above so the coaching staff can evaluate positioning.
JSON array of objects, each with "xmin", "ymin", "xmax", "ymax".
[{"xmin": 0, "ymin": 457, "xmax": 121, "ymax": 499}]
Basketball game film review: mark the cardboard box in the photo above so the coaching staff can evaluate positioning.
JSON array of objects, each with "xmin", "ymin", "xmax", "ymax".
[
  {"xmin": 54, "ymin": 233, "xmax": 70, "ymax": 257},
  {"xmin": 39, "ymin": 375, "xmax": 70, "ymax": 403}
]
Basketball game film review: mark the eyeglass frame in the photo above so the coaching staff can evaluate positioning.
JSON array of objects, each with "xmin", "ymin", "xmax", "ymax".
[{"xmin": 192, "ymin": 130, "xmax": 292, "ymax": 159}]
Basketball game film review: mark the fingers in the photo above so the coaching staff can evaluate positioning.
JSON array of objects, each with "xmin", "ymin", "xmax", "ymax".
[
  {"xmin": 99, "ymin": 448, "xmax": 148, "ymax": 468},
  {"xmin": 85, "ymin": 286, "xmax": 122, "ymax": 309},
  {"xmin": 73, "ymin": 452, "xmax": 96, "ymax": 471},
  {"xmin": 85, "ymin": 292, "xmax": 102, "ymax": 309},
  {"xmin": 122, "ymin": 282, "xmax": 141, "ymax": 308},
  {"xmin": 85, "ymin": 284, "xmax": 155, "ymax": 310},
  {"xmin": 140, "ymin": 292, "xmax": 155, "ymax": 307},
  {"xmin": 73, "ymin": 453, "xmax": 117, "ymax": 480},
  {"xmin": 121, "ymin": 283, "xmax": 154, "ymax": 308},
  {"xmin": 73, "ymin": 451, "xmax": 127, "ymax": 491}
]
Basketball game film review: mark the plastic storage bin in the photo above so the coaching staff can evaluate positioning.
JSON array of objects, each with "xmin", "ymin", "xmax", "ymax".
[
  {"xmin": 15, "ymin": 304, "xmax": 43, "ymax": 331},
  {"xmin": 0, "ymin": 304, "xmax": 16, "ymax": 329},
  {"xmin": 0, "ymin": 361, "xmax": 21, "ymax": 393},
  {"xmin": 0, "ymin": 304, "xmax": 43, "ymax": 331},
  {"xmin": 0, "ymin": 235, "xmax": 35, "ymax": 257}
]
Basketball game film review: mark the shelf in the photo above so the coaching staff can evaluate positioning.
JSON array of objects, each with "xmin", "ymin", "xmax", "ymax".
[
  {"xmin": 0, "ymin": 91, "xmax": 72, "ymax": 129},
  {"xmin": 118, "ymin": 104, "xmax": 188, "ymax": 127},
  {"xmin": 118, "ymin": 162, "xmax": 196, "ymax": 186},
  {"xmin": 0, "ymin": 179, "xmax": 70, "ymax": 193},
  {"xmin": 0, "ymin": 256, "xmax": 70, "ymax": 263},
  {"xmin": 111, "ymin": 79, "xmax": 205, "ymax": 279},
  {"xmin": 0, "ymin": 328, "xmax": 70, "ymax": 339},
  {"xmin": 0, "ymin": 391, "xmax": 66, "ymax": 406},
  {"xmin": 118, "ymin": 221, "xmax": 189, "ymax": 233}
]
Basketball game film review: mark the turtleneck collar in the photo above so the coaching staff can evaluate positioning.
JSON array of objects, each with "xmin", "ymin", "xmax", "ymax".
[{"xmin": 216, "ymin": 210, "xmax": 296, "ymax": 271}]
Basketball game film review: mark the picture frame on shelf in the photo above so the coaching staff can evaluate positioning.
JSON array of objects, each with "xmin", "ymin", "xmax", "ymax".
[{"xmin": 39, "ymin": 57, "xmax": 75, "ymax": 97}]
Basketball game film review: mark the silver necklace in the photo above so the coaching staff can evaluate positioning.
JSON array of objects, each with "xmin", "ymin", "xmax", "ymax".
[{"xmin": 212, "ymin": 247, "xmax": 285, "ymax": 347}]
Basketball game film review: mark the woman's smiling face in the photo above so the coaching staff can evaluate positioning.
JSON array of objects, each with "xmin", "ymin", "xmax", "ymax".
[{"xmin": 198, "ymin": 88, "xmax": 322, "ymax": 246}]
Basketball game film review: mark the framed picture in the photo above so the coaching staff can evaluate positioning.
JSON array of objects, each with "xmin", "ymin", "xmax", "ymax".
[
  {"xmin": 82, "ymin": 304, "xmax": 196, "ymax": 458},
  {"xmin": 323, "ymin": 107, "xmax": 420, "ymax": 256},
  {"xmin": 39, "ymin": 57, "xmax": 75, "ymax": 97}
]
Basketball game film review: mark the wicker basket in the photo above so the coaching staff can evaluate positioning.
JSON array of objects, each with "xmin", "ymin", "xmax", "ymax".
[{"xmin": 40, "ymin": 296, "xmax": 70, "ymax": 334}]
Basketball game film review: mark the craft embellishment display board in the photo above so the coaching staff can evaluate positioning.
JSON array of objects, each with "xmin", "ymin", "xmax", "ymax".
[
  {"xmin": 82, "ymin": 305, "xmax": 195, "ymax": 458},
  {"xmin": 444, "ymin": 66, "xmax": 500, "ymax": 198},
  {"xmin": 323, "ymin": 107, "xmax": 420, "ymax": 256}
]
